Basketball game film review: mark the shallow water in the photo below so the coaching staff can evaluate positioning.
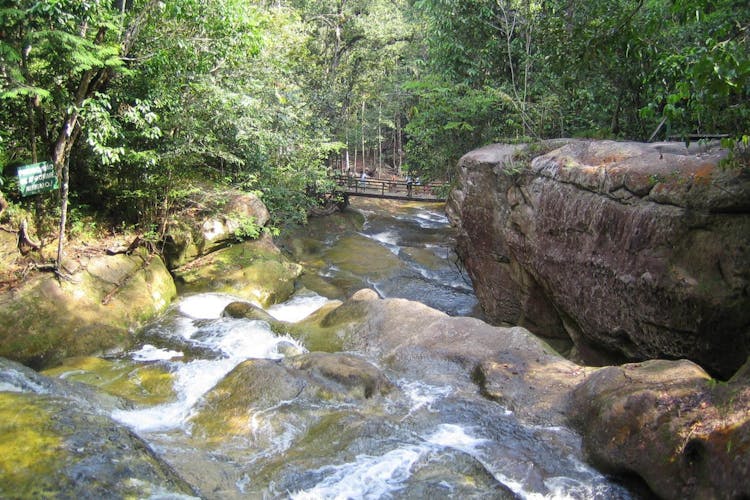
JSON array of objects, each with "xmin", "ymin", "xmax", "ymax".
[
  {"xmin": 104, "ymin": 199, "xmax": 639, "ymax": 499},
  {"xmin": 282, "ymin": 198, "xmax": 478, "ymax": 317}
]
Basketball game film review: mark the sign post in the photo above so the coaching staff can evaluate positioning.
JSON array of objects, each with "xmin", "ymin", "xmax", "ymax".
[{"xmin": 17, "ymin": 161, "xmax": 59, "ymax": 197}]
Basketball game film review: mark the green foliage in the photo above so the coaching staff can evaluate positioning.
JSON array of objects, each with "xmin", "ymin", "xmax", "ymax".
[
  {"xmin": 1, "ymin": 0, "xmax": 747, "ymax": 244},
  {"xmin": 232, "ymin": 215, "xmax": 261, "ymax": 242}
]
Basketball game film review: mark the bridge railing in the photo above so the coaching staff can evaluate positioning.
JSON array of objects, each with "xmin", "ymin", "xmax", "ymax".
[{"xmin": 332, "ymin": 175, "xmax": 448, "ymax": 200}]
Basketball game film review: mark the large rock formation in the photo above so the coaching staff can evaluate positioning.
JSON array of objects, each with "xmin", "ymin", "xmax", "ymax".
[
  {"xmin": 161, "ymin": 188, "xmax": 270, "ymax": 269},
  {"xmin": 0, "ymin": 248, "xmax": 176, "ymax": 369},
  {"xmin": 569, "ymin": 358, "xmax": 750, "ymax": 500},
  {"xmin": 447, "ymin": 140, "xmax": 750, "ymax": 377}
]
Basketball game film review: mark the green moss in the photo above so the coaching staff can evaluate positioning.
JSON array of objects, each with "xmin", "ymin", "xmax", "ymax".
[
  {"xmin": 43, "ymin": 356, "xmax": 176, "ymax": 405},
  {"xmin": 0, "ymin": 252, "xmax": 175, "ymax": 369},
  {"xmin": 0, "ymin": 393, "xmax": 65, "ymax": 497},
  {"xmin": 174, "ymin": 241, "xmax": 301, "ymax": 307}
]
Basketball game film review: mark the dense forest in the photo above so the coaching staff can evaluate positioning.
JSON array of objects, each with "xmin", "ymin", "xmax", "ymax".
[{"xmin": 1, "ymin": 0, "xmax": 748, "ymax": 265}]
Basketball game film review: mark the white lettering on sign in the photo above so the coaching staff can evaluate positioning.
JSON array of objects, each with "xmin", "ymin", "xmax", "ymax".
[{"xmin": 17, "ymin": 161, "xmax": 59, "ymax": 196}]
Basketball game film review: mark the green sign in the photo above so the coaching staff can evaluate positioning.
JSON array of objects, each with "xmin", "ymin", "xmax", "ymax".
[{"xmin": 17, "ymin": 161, "xmax": 59, "ymax": 197}]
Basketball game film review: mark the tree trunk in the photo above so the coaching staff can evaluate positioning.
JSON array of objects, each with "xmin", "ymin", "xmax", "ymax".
[
  {"xmin": 50, "ymin": 1, "xmax": 160, "ymax": 270},
  {"xmin": 361, "ymin": 100, "xmax": 366, "ymax": 173},
  {"xmin": 0, "ymin": 191, "xmax": 7, "ymax": 217}
]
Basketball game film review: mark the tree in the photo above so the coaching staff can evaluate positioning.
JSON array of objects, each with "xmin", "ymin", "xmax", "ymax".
[{"xmin": 1, "ymin": 0, "xmax": 161, "ymax": 268}]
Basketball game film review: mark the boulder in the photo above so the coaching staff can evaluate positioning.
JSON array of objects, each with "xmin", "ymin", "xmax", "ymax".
[
  {"xmin": 172, "ymin": 234, "xmax": 302, "ymax": 308},
  {"xmin": 447, "ymin": 140, "xmax": 750, "ymax": 377},
  {"xmin": 189, "ymin": 351, "xmax": 394, "ymax": 441},
  {"xmin": 569, "ymin": 358, "xmax": 750, "ymax": 499},
  {"xmin": 161, "ymin": 189, "xmax": 270, "ymax": 269},
  {"xmin": 0, "ymin": 248, "xmax": 176, "ymax": 369},
  {"xmin": 222, "ymin": 300, "xmax": 280, "ymax": 324},
  {"xmin": 0, "ymin": 358, "xmax": 195, "ymax": 498}
]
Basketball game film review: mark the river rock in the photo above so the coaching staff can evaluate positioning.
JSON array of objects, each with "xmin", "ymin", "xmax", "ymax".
[
  {"xmin": 569, "ymin": 358, "xmax": 750, "ymax": 499},
  {"xmin": 306, "ymin": 288, "xmax": 584, "ymax": 425},
  {"xmin": 189, "ymin": 352, "xmax": 394, "ymax": 441},
  {"xmin": 0, "ymin": 358, "xmax": 195, "ymax": 498},
  {"xmin": 222, "ymin": 300, "xmax": 279, "ymax": 324},
  {"xmin": 0, "ymin": 248, "xmax": 176, "ymax": 369},
  {"xmin": 172, "ymin": 235, "xmax": 302, "ymax": 308},
  {"xmin": 161, "ymin": 189, "xmax": 270, "ymax": 269},
  {"xmin": 447, "ymin": 140, "xmax": 750, "ymax": 377}
]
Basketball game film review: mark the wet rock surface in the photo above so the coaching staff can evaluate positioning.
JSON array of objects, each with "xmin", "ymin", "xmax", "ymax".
[
  {"xmin": 569, "ymin": 358, "xmax": 750, "ymax": 500},
  {"xmin": 0, "ymin": 358, "xmax": 195, "ymax": 498},
  {"xmin": 448, "ymin": 140, "xmax": 750, "ymax": 377},
  {"xmin": 305, "ymin": 289, "xmax": 584, "ymax": 425}
]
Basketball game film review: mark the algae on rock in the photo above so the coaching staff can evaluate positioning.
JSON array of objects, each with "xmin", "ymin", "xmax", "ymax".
[
  {"xmin": 173, "ymin": 236, "xmax": 302, "ymax": 308},
  {"xmin": 0, "ymin": 249, "xmax": 176, "ymax": 369}
]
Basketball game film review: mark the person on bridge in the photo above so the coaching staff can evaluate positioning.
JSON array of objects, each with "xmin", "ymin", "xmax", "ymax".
[
  {"xmin": 406, "ymin": 175, "xmax": 413, "ymax": 197},
  {"xmin": 360, "ymin": 171, "xmax": 367, "ymax": 188}
]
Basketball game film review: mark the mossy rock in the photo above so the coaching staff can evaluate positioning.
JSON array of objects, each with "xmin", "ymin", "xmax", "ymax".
[
  {"xmin": 190, "ymin": 352, "xmax": 393, "ymax": 443},
  {"xmin": 0, "ymin": 391, "xmax": 194, "ymax": 498},
  {"xmin": 42, "ymin": 356, "xmax": 176, "ymax": 406},
  {"xmin": 0, "ymin": 249, "xmax": 176, "ymax": 369},
  {"xmin": 0, "ymin": 392, "xmax": 64, "ymax": 497},
  {"xmin": 173, "ymin": 238, "xmax": 302, "ymax": 308},
  {"xmin": 0, "ymin": 357, "xmax": 194, "ymax": 498},
  {"xmin": 284, "ymin": 298, "xmax": 367, "ymax": 352}
]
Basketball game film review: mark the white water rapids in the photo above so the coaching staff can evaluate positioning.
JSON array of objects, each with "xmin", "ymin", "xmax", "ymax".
[{"xmin": 107, "ymin": 201, "xmax": 638, "ymax": 499}]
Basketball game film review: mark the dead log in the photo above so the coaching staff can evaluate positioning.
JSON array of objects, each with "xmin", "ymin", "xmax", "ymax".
[
  {"xmin": 106, "ymin": 235, "xmax": 142, "ymax": 255},
  {"xmin": 18, "ymin": 219, "xmax": 41, "ymax": 255}
]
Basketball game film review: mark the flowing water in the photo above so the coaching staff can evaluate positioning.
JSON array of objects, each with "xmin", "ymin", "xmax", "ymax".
[{"xmin": 104, "ymin": 199, "xmax": 636, "ymax": 499}]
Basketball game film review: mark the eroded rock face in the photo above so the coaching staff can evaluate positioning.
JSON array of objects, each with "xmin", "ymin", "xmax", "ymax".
[
  {"xmin": 569, "ymin": 358, "xmax": 750, "ymax": 500},
  {"xmin": 447, "ymin": 140, "xmax": 750, "ymax": 377}
]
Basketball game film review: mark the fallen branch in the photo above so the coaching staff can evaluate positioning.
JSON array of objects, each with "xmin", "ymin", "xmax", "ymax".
[
  {"xmin": 101, "ymin": 252, "xmax": 154, "ymax": 305},
  {"xmin": 18, "ymin": 219, "xmax": 41, "ymax": 255},
  {"xmin": 106, "ymin": 235, "xmax": 142, "ymax": 255}
]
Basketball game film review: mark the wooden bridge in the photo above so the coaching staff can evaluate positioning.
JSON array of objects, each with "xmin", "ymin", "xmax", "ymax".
[{"xmin": 332, "ymin": 175, "xmax": 448, "ymax": 203}]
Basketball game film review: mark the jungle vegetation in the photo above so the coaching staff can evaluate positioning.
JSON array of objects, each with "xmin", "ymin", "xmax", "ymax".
[{"xmin": 1, "ymin": 0, "xmax": 747, "ymax": 265}]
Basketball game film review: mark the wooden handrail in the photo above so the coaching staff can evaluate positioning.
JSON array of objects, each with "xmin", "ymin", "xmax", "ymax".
[{"xmin": 331, "ymin": 175, "xmax": 448, "ymax": 201}]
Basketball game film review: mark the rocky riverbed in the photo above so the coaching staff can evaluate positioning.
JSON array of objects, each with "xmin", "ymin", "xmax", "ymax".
[{"xmin": 1, "ymin": 145, "xmax": 748, "ymax": 498}]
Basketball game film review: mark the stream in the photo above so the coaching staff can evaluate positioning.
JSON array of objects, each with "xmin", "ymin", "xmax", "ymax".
[{"xmin": 101, "ymin": 199, "xmax": 636, "ymax": 498}]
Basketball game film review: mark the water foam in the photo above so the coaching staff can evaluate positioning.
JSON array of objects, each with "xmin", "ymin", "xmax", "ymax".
[
  {"xmin": 113, "ymin": 294, "xmax": 306, "ymax": 433},
  {"xmin": 267, "ymin": 293, "xmax": 329, "ymax": 322},
  {"xmin": 131, "ymin": 344, "xmax": 184, "ymax": 362},
  {"xmin": 290, "ymin": 446, "xmax": 423, "ymax": 500},
  {"xmin": 290, "ymin": 423, "xmax": 488, "ymax": 499},
  {"xmin": 177, "ymin": 293, "xmax": 257, "ymax": 319}
]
